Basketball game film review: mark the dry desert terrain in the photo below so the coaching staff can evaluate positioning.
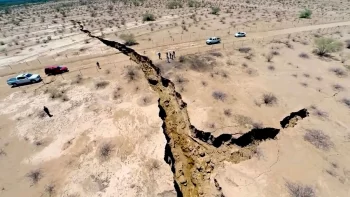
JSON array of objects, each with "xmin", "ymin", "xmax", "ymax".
[{"xmin": 0, "ymin": 0, "xmax": 350, "ymax": 197}]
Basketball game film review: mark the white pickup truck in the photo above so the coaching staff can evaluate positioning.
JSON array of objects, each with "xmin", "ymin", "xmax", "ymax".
[{"xmin": 7, "ymin": 73, "xmax": 42, "ymax": 87}]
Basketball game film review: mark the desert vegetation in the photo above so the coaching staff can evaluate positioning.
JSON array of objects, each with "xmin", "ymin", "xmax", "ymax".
[{"xmin": 304, "ymin": 130, "xmax": 333, "ymax": 151}]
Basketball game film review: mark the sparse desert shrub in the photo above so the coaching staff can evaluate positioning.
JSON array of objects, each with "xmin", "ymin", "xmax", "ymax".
[
  {"xmin": 27, "ymin": 169, "xmax": 42, "ymax": 184},
  {"xmin": 303, "ymin": 73, "xmax": 310, "ymax": 78},
  {"xmin": 113, "ymin": 86, "xmax": 123, "ymax": 100},
  {"xmin": 47, "ymin": 88, "xmax": 68, "ymax": 101},
  {"xmin": 325, "ymin": 169, "xmax": 337, "ymax": 177},
  {"xmin": 145, "ymin": 158, "xmax": 161, "ymax": 171},
  {"xmin": 226, "ymin": 59, "xmax": 234, "ymax": 66},
  {"xmin": 314, "ymin": 37, "xmax": 343, "ymax": 56},
  {"xmin": 142, "ymin": 13, "xmax": 155, "ymax": 22},
  {"xmin": 188, "ymin": 0, "xmax": 200, "ymax": 8},
  {"xmin": 316, "ymin": 76, "xmax": 322, "ymax": 81},
  {"xmin": 261, "ymin": 93, "xmax": 277, "ymax": 106},
  {"xmin": 179, "ymin": 54, "xmax": 215, "ymax": 72},
  {"xmin": 341, "ymin": 98, "xmax": 350, "ymax": 109},
  {"xmin": 209, "ymin": 51, "xmax": 223, "ymax": 57},
  {"xmin": 167, "ymin": 1, "xmax": 182, "ymax": 9},
  {"xmin": 271, "ymin": 51, "xmax": 280, "ymax": 56},
  {"xmin": 299, "ymin": 8, "xmax": 312, "ymax": 19},
  {"xmin": 0, "ymin": 149, "xmax": 6, "ymax": 156},
  {"xmin": 332, "ymin": 84, "xmax": 345, "ymax": 91},
  {"xmin": 179, "ymin": 55, "xmax": 185, "ymax": 62},
  {"xmin": 234, "ymin": 114, "xmax": 253, "ymax": 127},
  {"xmin": 299, "ymin": 52, "xmax": 309, "ymax": 58},
  {"xmin": 95, "ymin": 81, "xmax": 110, "ymax": 89},
  {"xmin": 238, "ymin": 47, "xmax": 251, "ymax": 53},
  {"xmin": 254, "ymin": 147, "xmax": 264, "ymax": 159},
  {"xmin": 72, "ymin": 75, "xmax": 83, "ymax": 84},
  {"xmin": 174, "ymin": 75, "xmax": 188, "ymax": 85},
  {"xmin": 45, "ymin": 184, "xmax": 55, "ymax": 196},
  {"xmin": 211, "ymin": 6, "xmax": 220, "ymax": 15},
  {"xmin": 99, "ymin": 142, "xmax": 113, "ymax": 160},
  {"xmin": 246, "ymin": 68, "xmax": 258, "ymax": 76},
  {"xmin": 139, "ymin": 96, "xmax": 152, "ymax": 106},
  {"xmin": 0, "ymin": 41, "xmax": 5, "ymax": 45},
  {"xmin": 300, "ymin": 82, "xmax": 308, "ymax": 87},
  {"xmin": 223, "ymin": 109, "xmax": 232, "ymax": 117},
  {"xmin": 345, "ymin": 40, "xmax": 350, "ymax": 49},
  {"xmin": 268, "ymin": 65, "xmax": 275, "ymax": 71},
  {"xmin": 212, "ymin": 91, "xmax": 227, "ymax": 101},
  {"xmin": 329, "ymin": 67, "xmax": 348, "ymax": 78},
  {"xmin": 285, "ymin": 181, "xmax": 315, "ymax": 197},
  {"xmin": 120, "ymin": 33, "xmax": 137, "ymax": 46},
  {"xmin": 244, "ymin": 53, "xmax": 254, "ymax": 60},
  {"xmin": 221, "ymin": 71, "xmax": 229, "ymax": 78},
  {"xmin": 313, "ymin": 109, "xmax": 328, "ymax": 119},
  {"xmin": 124, "ymin": 66, "xmax": 139, "ymax": 82},
  {"xmin": 37, "ymin": 110, "xmax": 46, "ymax": 118},
  {"xmin": 266, "ymin": 52, "xmax": 274, "ymax": 62},
  {"xmin": 304, "ymin": 129, "xmax": 333, "ymax": 150}
]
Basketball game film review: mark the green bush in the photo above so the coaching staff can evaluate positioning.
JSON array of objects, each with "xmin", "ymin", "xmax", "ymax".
[
  {"xmin": 299, "ymin": 9, "xmax": 312, "ymax": 19},
  {"xmin": 314, "ymin": 37, "xmax": 343, "ymax": 56},
  {"xmin": 188, "ymin": 0, "xmax": 200, "ymax": 8},
  {"xmin": 211, "ymin": 6, "xmax": 220, "ymax": 15},
  {"xmin": 142, "ymin": 13, "xmax": 155, "ymax": 22},
  {"xmin": 167, "ymin": 1, "xmax": 182, "ymax": 9},
  {"xmin": 120, "ymin": 34, "xmax": 137, "ymax": 46}
]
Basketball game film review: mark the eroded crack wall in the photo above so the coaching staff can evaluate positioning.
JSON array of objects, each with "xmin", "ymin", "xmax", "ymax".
[{"xmin": 77, "ymin": 23, "xmax": 303, "ymax": 197}]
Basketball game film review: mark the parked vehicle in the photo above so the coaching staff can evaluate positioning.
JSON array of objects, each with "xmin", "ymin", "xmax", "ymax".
[
  {"xmin": 7, "ymin": 73, "xmax": 42, "ymax": 87},
  {"xmin": 235, "ymin": 32, "xmax": 246, "ymax": 37},
  {"xmin": 44, "ymin": 65, "xmax": 69, "ymax": 75},
  {"xmin": 206, "ymin": 37, "xmax": 221, "ymax": 45}
]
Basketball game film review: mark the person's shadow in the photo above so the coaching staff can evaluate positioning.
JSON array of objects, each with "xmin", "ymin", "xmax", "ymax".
[{"xmin": 43, "ymin": 106, "xmax": 53, "ymax": 117}]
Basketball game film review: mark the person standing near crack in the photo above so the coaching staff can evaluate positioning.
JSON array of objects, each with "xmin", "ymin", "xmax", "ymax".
[
  {"xmin": 157, "ymin": 51, "xmax": 161, "ymax": 60},
  {"xmin": 43, "ymin": 106, "xmax": 53, "ymax": 117},
  {"xmin": 166, "ymin": 52, "xmax": 170, "ymax": 63}
]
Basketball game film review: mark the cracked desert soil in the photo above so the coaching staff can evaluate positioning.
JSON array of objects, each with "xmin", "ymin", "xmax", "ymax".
[{"xmin": 1, "ymin": 1, "xmax": 350, "ymax": 197}]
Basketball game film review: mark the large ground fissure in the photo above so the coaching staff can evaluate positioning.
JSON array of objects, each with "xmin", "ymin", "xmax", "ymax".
[{"xmin": 77, "ymin": 23, "xmax": 307, "ymax": 196}]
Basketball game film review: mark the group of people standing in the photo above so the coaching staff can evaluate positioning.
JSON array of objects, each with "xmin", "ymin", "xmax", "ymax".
[{"xmin": 157, "ymin": 50, "xmax": 176, "ymax": 63}]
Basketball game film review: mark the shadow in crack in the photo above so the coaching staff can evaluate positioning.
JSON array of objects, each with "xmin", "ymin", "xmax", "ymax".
[
  {"xmin": 280, "ymin": 108, "xmax": 309, "ymax": 128},
  {"xmin": 174, "ymin": 180, "xmax": 184, "ymax": 197},
  {"xmin": 193, "ymin": 127, "xmax": 280, "ymax": 148}
]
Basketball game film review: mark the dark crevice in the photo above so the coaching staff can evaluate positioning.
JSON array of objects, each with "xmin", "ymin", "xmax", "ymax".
[
  {"xmin": 280, "ymin": 108, "xmax": 309, "ymax": 128},
  {"xmin": 192, "ymin": 127, "xmax": 280, "ymax": 148}
]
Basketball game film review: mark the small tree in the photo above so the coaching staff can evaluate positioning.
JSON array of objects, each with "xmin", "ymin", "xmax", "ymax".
[
  {"xmin": 211, "ymin": 6, "xmax": 220, "ymax": 15},
  {"xmin": 142, "ymin": 13, "xmax": 155, "ymax": 22},
  {"xmin": 299, "ymin": 9, "xmax": 312, "ymax": 19},
  {"xmin": 314, "ymin": 37, "xmax": 343, "ymax": 56},
  {"xmin": 120, "ymin": 33, "xmax": 137, "ymax": 46}
]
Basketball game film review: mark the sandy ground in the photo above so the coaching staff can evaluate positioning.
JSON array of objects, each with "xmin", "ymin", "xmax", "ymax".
[{"xmin": 1, "ymin": 0, "xmax": 350, "ymax": 197}]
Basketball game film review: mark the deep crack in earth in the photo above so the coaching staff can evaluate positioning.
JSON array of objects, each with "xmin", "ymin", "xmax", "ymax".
[{"xmin": 77, "ymin": 23, "xmax": 307, "ymax": 197}]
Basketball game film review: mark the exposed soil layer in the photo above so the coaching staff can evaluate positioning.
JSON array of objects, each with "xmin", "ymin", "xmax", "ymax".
[{"xmin": 77, "ymin": 23, "xmax": 296, "ymax": 197}]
